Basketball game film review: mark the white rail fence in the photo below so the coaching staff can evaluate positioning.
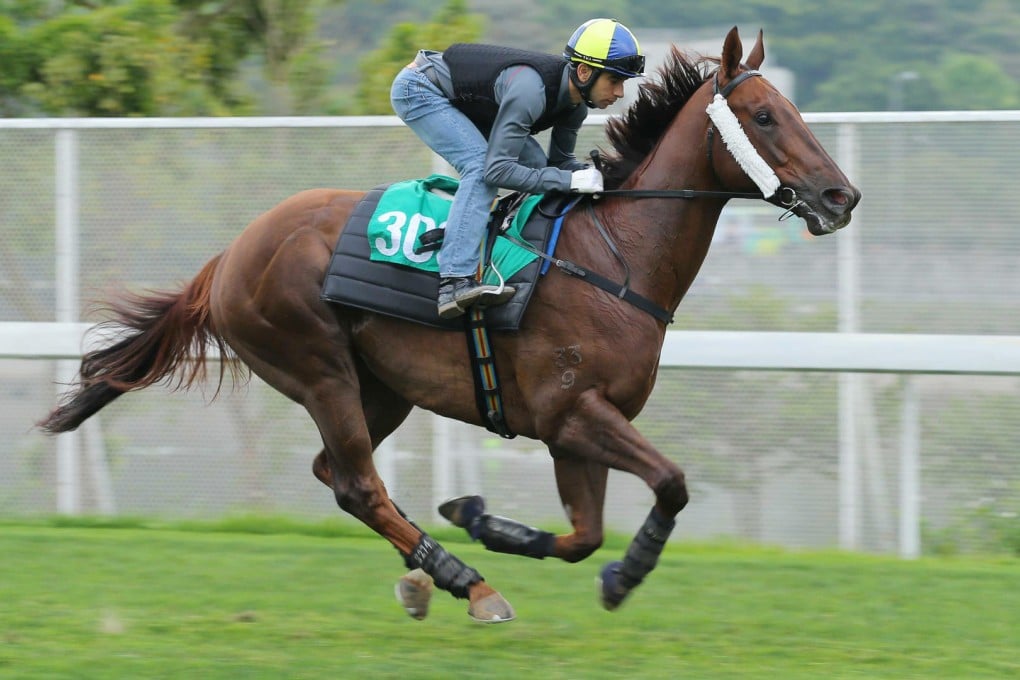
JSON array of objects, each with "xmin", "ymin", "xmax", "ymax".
[
  {"xmin": 4, "ymin": 323, "xmax": 1019, "ymax": 560},
  {"xmin": 2, "ymin": 112, "xmax": 1019, "ymax": 558}
]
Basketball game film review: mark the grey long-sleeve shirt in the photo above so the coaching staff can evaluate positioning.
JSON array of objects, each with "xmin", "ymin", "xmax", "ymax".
[{"xmin": 417, "ymin": 51, "xmax": 588, "ymax": 193}]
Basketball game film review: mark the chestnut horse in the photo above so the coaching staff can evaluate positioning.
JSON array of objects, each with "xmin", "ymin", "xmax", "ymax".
[{"xmin": 40, "ymin": 28, "xmax": 859, "ymax": 622}]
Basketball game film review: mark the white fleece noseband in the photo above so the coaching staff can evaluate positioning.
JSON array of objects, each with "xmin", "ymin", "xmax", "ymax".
[{"xmin": 705, "ymin": 78, "xmax": 781, "ymax": 199}]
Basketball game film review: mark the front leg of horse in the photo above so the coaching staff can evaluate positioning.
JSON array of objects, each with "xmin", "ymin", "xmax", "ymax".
[
  {"xmin": 439, "ymin": 489, "xmax": 676, "ymax": 612},
  {"xmin": 598, "ymin": 506, "xmax": 676, "ymax": 611},
  {"xmin": 438, "ymin": 495, "xmax": 558, "ymax": 559},
  {"xmin": 438, "ymin": 455, "xmax": 608, "ymax": 564},
  {"xmin": 552, "ymin": 390, "xmax": 689, "ymax": 611}
]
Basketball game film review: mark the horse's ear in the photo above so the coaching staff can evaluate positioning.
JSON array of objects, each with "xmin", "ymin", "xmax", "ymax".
[
  {"xmin": 720, "ymin": 26, "xmax": 743, "ymax": 80},
  {"xmin": 746, "ymin": 29, "xmax": 765, "ymax": 70}
]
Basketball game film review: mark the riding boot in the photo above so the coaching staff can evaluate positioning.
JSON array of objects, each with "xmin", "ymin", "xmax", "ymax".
[{"xmin": 437, "ymin": 277, "xmax": 516, "ymax": 319}]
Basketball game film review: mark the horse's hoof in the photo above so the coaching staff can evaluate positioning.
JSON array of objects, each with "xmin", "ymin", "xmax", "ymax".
[
  {"xmin": 437, "ymin": 495, "xmax": 486, "ymax": 528},
  {"xmin": 597, "ymin": 561, "xmax": 629, "ymax": 611},
  {"xmin": 395, "ymin": 568, "xmax": 434, "ymax": 620},
  {"xmin": 467, "ymin": 592, "xmax": 516, "ymax": 623}
]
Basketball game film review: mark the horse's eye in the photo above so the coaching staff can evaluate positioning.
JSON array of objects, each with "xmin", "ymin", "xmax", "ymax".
[{"xmin": 754, "ymin": 110, "xmax": 773, "ymax": 126}]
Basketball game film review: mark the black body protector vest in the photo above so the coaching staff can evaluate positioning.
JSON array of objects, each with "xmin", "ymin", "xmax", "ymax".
[{"xmin": 442, "ymin": 44, "xmax": 571, "ymax": 137}]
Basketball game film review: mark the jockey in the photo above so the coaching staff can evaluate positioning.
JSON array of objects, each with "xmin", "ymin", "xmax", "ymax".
[{"xmin": 390, "ymin": 18, "xmax": 645, "ymax": 319}]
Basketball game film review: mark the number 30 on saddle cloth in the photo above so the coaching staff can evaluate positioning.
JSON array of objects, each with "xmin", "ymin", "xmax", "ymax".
[{"xmin": 319, "ymin": 174, "xmax": 571, "ymax": 331}]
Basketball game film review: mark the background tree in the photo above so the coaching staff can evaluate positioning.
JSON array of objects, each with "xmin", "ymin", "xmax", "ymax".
[
  {"xmin": 353, "ymin": 0, "xmax": 483, "ymax": 115},
  {"xmin": 173, "ymin": 0, "xmax": 340, "ymax": 114},
  {"xmin": 0, "ymin": 18, "xmax": 24, "ymax": 115},
  {"xmin": 2, "ymin": 0, "xmax": 1018, "ymax": 115},
  {"xmin": 11, "ymin": 1, "xmax": 215, "ymax": 116},
  {"xmin": 931, "ymin": 53, "xmax": 1020, "ymax": 110},
  {"xmin": 0, "ymin": 0, "xmax": 344, "ymax": 116}
]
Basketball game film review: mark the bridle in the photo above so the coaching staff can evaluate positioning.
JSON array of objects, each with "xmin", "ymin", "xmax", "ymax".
[
  {"xmin": 705, "ymin": 68, "xmax": 763, "ymax": 176},
  {"xmin": 595, "ymin": 67, "xmax": 803, "ymax": 212}
]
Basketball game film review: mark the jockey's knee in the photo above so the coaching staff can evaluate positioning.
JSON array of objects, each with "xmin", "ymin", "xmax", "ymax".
[{"xmin": 458, "ymin": 158, "xmax": 486, "ymax": 181}]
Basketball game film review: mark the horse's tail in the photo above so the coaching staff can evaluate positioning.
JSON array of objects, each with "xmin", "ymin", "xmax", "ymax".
[{"xmin": 38, "ymin": 254, "xmax": 236, "ymax": 434}]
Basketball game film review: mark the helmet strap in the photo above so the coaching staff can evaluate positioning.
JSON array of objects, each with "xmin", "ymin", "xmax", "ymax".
[{"xmin": 569, "ymin": 63, "xmax": 601, "ymax": 108}]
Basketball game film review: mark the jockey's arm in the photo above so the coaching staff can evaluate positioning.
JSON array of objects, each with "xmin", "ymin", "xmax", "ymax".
[{"xmin": 483, "ymin": 66, "xmax": 576, "ymax": 193}]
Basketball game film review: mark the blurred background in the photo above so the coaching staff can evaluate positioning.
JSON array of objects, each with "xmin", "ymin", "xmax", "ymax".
[
  {"xmin": 1, "ymin": 0, "xmax": 1017, "ymax": 116},
  {"xmin": 1, "ymin": 1, "xmax": 1018, "ymax": 557}
]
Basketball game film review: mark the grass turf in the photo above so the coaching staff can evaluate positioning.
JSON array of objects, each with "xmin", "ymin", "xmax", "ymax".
[{"xmin": 0, "ymin": 520, "xmax": 1017, "ymax": 679}]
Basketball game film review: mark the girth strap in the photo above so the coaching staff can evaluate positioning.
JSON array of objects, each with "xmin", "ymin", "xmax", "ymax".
[{"xmin": 464, "ymin": 306, "xmax": 515, "ymax": 439}]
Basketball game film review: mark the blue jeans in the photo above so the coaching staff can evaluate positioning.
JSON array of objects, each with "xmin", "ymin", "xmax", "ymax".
[{"xmin": 390, "ymin": 67, "xmax": 497, "ymax": 279}]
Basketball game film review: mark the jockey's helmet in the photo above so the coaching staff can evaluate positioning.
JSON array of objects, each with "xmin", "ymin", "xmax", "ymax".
[{"xmin": 563, "ymin": 18, "xmax": 645, "ymax": 79}]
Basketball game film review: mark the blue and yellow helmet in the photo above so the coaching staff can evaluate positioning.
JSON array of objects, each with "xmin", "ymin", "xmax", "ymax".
[{"xmin": 564, "ymin": 18, "xmax": 644, "ymax": 79}]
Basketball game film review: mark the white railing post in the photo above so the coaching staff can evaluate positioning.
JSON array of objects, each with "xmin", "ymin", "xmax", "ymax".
[
  {"xmin": 837, "ymin": 122, "xmax": 861, "ymax": 550},
  {"xmin": 432, "ymin": 416, "xmax": 453, "ymax": 522},
  {"xmin": 838, "ymin": 375, "xmax": 860, "ymax": 549},
  {"xmin": 899, "ymin": 376, "xmax": 921, "ymax": 558},
  {"xmin": 54, "ymin": 128, "xmax": 81, "ymax": 515}
]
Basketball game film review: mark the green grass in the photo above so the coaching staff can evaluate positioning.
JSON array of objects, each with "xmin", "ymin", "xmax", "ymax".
[{"xmin": 1, "ymin": 520, "xmax": 1018, "ymax": 679}]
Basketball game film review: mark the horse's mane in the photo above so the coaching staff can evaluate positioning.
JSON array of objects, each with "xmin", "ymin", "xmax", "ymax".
[{"xmin": 600, "ymin": 46, "xmax": 717, "ymax": 189}]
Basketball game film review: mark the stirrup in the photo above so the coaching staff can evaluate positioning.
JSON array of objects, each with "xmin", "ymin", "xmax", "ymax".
[
  {"xmin": 473, "ymin": 284, "xmax": 516, "ymax": 308},
  {"xmin": 437, "ymin": 280, "xmax": 516, "ymax": 319}
]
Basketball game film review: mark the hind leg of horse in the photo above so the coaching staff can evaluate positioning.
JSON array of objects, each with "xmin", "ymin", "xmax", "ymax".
[
  {"xmin": 226, "ymin": 324, "xmax": 511, "ymax": 620},
  {"xmin": 308, "ymin": 377, "xmax": 441, "ymax": 621},
  {"xmin": 311, "ymin": 368, "xmax": 413, "ymax": 489},
  {"xmin": 313, "ymin": 439, "xmax": 440, "ymax": 622},
  {"xmin": 306, "ymin": 382, "xmax": 515, "ymax": 623},
  {"xmin": 437, "ymin": 452, "xmax": 607, "ymax": 563},
  {"xmin": 214, "ymin": 225, "xmax": 512, "ymax": 620}
]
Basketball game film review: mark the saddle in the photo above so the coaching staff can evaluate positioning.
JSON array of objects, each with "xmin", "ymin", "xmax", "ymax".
[{"xmin": 319, "ymin": 177, "xmax": 573, "ymax": 332}]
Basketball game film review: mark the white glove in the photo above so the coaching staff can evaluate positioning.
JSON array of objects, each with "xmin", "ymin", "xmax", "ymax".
[{"xmin": 570, "ymin": 166, "xmax": 604, "ymax": 194}]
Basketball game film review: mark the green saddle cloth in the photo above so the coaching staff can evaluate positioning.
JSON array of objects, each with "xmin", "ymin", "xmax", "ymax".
[{"xmin": 367, "ymin": 174, "xmax": 540, "ymax": 285}]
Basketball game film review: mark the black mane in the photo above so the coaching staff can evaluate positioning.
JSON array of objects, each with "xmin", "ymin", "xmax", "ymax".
[{"xmin": 600, "ymin": 46, "xmax": 716, "ymax": 189}]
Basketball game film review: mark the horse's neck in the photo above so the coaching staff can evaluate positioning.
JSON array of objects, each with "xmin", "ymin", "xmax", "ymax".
[{"xmin": 609, "ymin": 100, "xmax": 728, "ymax": 313}]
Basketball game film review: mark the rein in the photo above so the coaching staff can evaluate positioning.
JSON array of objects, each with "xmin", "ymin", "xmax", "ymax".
[
  {"xmin": 591, "ymin": 185, "xmax": 800, "ymax": 210},
  {"xmin": 510, "ymin": 67, "xmax": 799, "ymax": 326},
  {"xmin": 593, "ymin": 187, "xmax": 761, "ymax": 199}
]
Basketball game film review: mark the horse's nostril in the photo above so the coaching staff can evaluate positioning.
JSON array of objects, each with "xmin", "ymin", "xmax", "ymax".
[
  {"xmin": 823, "ymin": 187, "xmax": 858, "ymax": 213},
  {"xmin": 826, "ymin": 188, "xmax": 848, "ymax": 206}
]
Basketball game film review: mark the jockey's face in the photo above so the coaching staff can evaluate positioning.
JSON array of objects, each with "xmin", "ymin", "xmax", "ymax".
[
  {"xmin": 588, "ymin": 71, "xmax": 627, "ymax": 109},
  {"xmin": 573, "ymin": 63, "xmax": 627, "ymax": 109}
]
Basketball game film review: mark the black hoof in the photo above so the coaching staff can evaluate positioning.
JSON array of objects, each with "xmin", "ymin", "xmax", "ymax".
[
  {"xmin": 597, "ymin": 560, "xmax": 629, "ymax": 611},
  {"xmin": 438, "ymin": 495, "xmax": 486, "ymax": 528}
]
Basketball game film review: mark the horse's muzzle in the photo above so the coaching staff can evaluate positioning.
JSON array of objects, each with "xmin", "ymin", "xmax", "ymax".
[
  {"xmin": 823, "ymin": 186, "xmax": 861, "ymax": 216},
  {"xmin": 787, "ymin": 183, "xmax": 861, "ymax": 235}
]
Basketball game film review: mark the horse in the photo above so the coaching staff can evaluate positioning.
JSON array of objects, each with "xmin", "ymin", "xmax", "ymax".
[{"xmin": 39, "ymin": 27, "xmax": 859, "ymax": 623}]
